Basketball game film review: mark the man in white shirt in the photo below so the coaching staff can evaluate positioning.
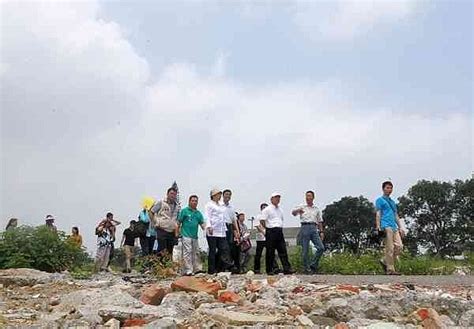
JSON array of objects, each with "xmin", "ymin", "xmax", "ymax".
[
  {"xmin": 205, "ymin": 189, "xmax": 233, "ymax": 274},
  {"xmin": 260, "ymin": 192, "xmax": 294, "ymax": 275},
  {"xmin": 218, "ymin": 189, "xmax": 240, "ymax": 273},
  {"xmin": 292, "ymin": 190, "xmax": 325, "ymax": 274},
  {"xmin": 254, "ymin": 203, "xmax": 280, "ymax": 274}
]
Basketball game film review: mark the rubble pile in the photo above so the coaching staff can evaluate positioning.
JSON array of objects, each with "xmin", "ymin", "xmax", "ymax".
[{"xmin": 0, "ymin": 268, "xmax": 472, "ymax": 328}]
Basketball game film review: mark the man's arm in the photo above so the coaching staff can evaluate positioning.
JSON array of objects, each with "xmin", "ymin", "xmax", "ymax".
[
  {"xmin": 291, "ymin": 206, "xmax": 303, "ymax": 216},
  {"xmin": 150, "ymin": 201, "xmax": 162, "ymax": 216},
  {"xmin": 395, "ymin": 214, "xmax": 405, "ymax": 238},
  {"xmin": 375, "ymin": 210, "xmax": 381, "ymax": 231},
  {"xmin": 120, "ymin": 234, "xmax": 125, "ymax": 247}
]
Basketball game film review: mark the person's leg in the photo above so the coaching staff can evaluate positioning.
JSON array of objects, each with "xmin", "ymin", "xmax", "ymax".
[
  {"xmin": 300, "ymin": 226, "xmax": 311, "ymax": 272},
  {"xmin": 147, "ymin": 236, "xmax": 156, "ymax": 255},
  {"xmin": 165, "ymin": 232, "xmax": 175, "ymax": 258},
  {"xmin": 102, "ymin": 246, "xmax": 111, "ymax": 271},
  {"xmin": 95, "ymin": 246, "xmax": 105, "ymax": 272},
  {"xmin": 192, "ymin": 238, "xmax": 203, "ymax": 273},
  {"xmin": 240, "ymin": 250, "xmax": 250, "ymax": 272},
  {"xmin": 231, "ymin": 242, "xmax": 240, "ymax": 273},
  {"xmin": 107, "ymin": 243, "xmax": 115, "ymax": 267},
  {"xmin": 254, "ymin": 241, "xmax": 264, "ymax": 273},
  {"xmin": 383, "ymin": 228, "xmax": 395, "ymax": 272},
  {"xmin": 275, "ymin": 228, "xmax": 292, "ymax": 273},
  {"xmin": 309, "ymin": 226, "xmax": 325, "ymax": 272},
  {"xmin": 217, "ymin": 237, "xmax": 233, "ymax": 271},
  {"xmin": 156, "ymin": 229, "xmax": 167, "ymax": 256},
  {"xmin": 207, "ymin": 236, "xmax": 217, "ymax": 274},
  {"xmin": 124, "ymin": 246, "xmax": 132, "ymax": 272},
  {"xmin": 265, "ymin": 229, "xmax": 277, "ymax": 274},
  {"xmin": 393, "ymin": 230, "xmax": 403, "ymax": 263},
  {"xmin": 139, "ymin": 237, "xmax": 149, "ymax": 255},
  {"xmin": 182, "ymin": 237, "xmax": 193, "ymax": 275}
]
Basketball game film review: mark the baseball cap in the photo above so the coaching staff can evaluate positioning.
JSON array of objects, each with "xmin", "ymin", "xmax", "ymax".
[{"xmin": 270, "ymin": 192, "xmax": 281, "ymax": 198}]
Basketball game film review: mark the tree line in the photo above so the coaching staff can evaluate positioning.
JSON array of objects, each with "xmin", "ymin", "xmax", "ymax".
[{"xmin": 323, "ymin": 178, "xmax": 473, "ymax": 256}]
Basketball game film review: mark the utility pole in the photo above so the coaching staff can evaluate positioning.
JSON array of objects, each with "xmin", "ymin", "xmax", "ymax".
[{"xmin": 248, "ymin": 216, "xmax": 255, "ymax": 230}]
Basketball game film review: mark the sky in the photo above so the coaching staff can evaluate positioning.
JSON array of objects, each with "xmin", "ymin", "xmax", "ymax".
[{"xmin": 0, "ymin": 0, "xmax": 472, "ymax": 252}]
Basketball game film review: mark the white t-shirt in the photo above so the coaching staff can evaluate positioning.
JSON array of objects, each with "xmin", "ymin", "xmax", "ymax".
[
  {"xmin": 261, "ymin": 204, "xmax": 284, "ymax": 228},
  {"xmin": 221, "ymin": 202, "xmax": 236, "ymax": 225}
]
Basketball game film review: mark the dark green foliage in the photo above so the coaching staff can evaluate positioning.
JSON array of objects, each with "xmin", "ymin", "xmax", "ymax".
[
  {"xmin": 323, "ymin": 196, "xmax": 375, "ymax": 254},
  {"xmin": 398, "ymin": 179, "xmax": 473, "ymax": 256},
  {"xmin": 0, "ymin": 225, "xmax": 91, "ymax": 272}
]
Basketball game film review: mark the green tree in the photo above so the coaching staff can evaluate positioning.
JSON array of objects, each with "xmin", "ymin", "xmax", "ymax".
[
  {"xmin": 398, "ymin": 179, "xmax": 472, "ymax": 256},
  {"xmin": 0, "ymin": 225, "xmax": 91, "ymax": 272},
  {"xmin": 453, "ymin": 179, "xmax": 474, "ymax": 252},
  {"xmin": 323, "ymin": 196, "xmax": 375, "ymax": 254}
]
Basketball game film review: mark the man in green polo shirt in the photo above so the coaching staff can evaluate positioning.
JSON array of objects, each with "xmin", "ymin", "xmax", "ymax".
[{"xmin": 178, "ymin": 195, "xmax": 206, "ymax": 276}]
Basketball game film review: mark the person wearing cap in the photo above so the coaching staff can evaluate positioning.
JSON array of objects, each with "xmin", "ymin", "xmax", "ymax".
[
  {"xmin": 205, "ymin": 189, "xmax": 233, "ymax": 274},
  {"xmin": 253, "ymin": 203, "xmax": 280, "ymax": 274},
  {"xmin": 45, "ymin": 215, "xmax": 57, "ymax": 233},
  {"xmin": 260, "ymin": 193, "xmax": 294, "ymax": 275},
  {"xmin": 150, "ymin": 187, "xmax": 181, "ymax": 260},
  {"xmin": 292, "ymin": 190, "xmax": 325, "ymax": 274}
]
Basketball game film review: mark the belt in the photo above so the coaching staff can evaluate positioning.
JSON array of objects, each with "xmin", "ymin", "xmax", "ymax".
[{"xmin": 301, "ymin": 222, "xmax": 316, "ymax": 226}]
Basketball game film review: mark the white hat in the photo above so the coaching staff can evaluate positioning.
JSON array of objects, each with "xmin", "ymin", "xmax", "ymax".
[
  {"xmin": 270, "ymin": 192, "xmax": 281, "ymax": 198},
  {"xmin": 210, "ymin": 188, "xmax": 222, "ymax": 197}
]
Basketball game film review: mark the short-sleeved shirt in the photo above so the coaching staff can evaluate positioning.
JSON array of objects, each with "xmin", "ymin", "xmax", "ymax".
[
  {"xmin": 261, "ymin": 204, "xmax": 284, "ymax": 228},
  {"xmin": 221, "ymin": 202, "xmax": 236, "ymax": 224},
  {"xmin": 375, "ymin": 196, "xmax": 398, "ymax": 230},
  {"xmin": 123, "ymin": 228, "xmax": 136, "ymax": 246},
  {"xmin": 178, "ymin": 206, "xmax": 205, "ymax": 239},
  {"xmin": 256, "ymin": 214, "xmax": 266, "ymax": 241},
  {"xmin": 139, "ymin": 210, "xmax": 156, "ymax": 237},
  {"xmin": 292, "ymin": 204, "xmax": 323, "ymax": 224}
]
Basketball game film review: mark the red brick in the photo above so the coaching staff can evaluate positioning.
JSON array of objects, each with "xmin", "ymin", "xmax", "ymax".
[{"xmin": 171, "ymin": 276, "xmax": 222, "ymax": 297}]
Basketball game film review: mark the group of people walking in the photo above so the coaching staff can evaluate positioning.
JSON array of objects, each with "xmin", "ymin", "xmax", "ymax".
[
  {"xmin": 4, "ymin": 180, "xmax": 404, "ymax": 276},
  {"xmin": 95, "ymin": 186, "xmax": 330, "ymax": 276}
]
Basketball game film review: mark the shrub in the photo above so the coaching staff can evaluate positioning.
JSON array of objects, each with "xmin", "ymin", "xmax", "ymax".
[{"xmin": 0, "ymin": 225, "xmax": 91, "ymax": 272}]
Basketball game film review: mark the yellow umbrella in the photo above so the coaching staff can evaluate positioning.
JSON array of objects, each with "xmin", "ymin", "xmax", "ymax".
[{"xmin": 142, "ymin": 196, "xmax": 155, "ymax": 211}]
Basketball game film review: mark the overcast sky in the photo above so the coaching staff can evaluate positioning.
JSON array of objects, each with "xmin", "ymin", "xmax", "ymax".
[{"xmin": 1, "ymin": 0, "xmax": 472, "ymax": 252}]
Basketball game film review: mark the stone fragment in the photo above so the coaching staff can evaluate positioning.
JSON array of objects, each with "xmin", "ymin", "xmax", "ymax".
[{"xmin": 171, "ymin": 277, "xmax": 221, "ymax": 297}]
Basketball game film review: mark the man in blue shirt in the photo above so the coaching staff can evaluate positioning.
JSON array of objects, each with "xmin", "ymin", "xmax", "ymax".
[{"xmin": 375, "ymin": 181, "xmax": 404, "ymax": 275}]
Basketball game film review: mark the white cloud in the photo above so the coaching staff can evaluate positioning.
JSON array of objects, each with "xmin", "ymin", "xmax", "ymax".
[
  {"xmin": 1, "ymin": 0, "xmax": 470, "ymax": 252},
  {"xmin": 292, "ymin": 0, "xmax": 418, "ymax": 41}
]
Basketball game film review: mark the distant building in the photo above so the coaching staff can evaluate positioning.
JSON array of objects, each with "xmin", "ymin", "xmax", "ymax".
[{"xmin": 250, "ymin": 227, "xmax": 300, "ymax": 246}]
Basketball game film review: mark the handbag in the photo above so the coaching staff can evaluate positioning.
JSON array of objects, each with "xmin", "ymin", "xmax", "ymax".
[{"xmin": 240, "ymin": 238, "xmax": 252, "ymax": 252}]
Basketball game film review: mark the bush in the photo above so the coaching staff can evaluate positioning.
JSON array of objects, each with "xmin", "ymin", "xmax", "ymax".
[
  {"xmin": 288, "ymin": 247, "xmax": 471, "ymax": 275},
  {"xmin": 0, "ymin": 225, "xmax": 91, "ymax": 272},
  {"xmin": 134, "ymin": 255, "xmax": 179, "ymax": 278}
]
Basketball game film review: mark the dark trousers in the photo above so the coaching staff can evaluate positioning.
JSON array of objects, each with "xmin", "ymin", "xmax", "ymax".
[
  {"xmin": 207, "ymin": 236, "xmax": 232, "ymax": 274},
  {"xmin": 139, "ymin": 236, "xmax": 156, "ymax": 256},
  {"xmin": 216, "ymin": 223, "xmax": 236, "ymax": 272},
  {"xmin": 230, "ymin": 243, "xmax": 240, "ymax": 273},
  {"xmin": 254, "ymin": 240, "xmax": 280, "ymax": 273},
  {"xmin": 156, "ymin": 228, "xmax": 175, "ymax": 257},
  {"xmin": 107, "ymin": 243, "xmax": 115, "ymax": 267},
  {"xmin": 265, "ymin": 227, "xmax": 292, "ymax": 273}
]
